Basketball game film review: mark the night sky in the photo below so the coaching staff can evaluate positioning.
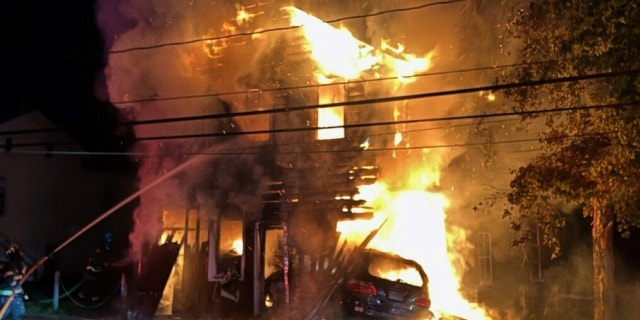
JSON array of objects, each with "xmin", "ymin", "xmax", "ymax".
[{"xmin": 0, "ymin": 1, "xmax": 132, "ymax": 157}]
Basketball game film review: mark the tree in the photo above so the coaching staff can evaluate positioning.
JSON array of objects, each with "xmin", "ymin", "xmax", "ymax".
[{"xmin": 497, "ymin": 0, "xmax": 640, "ymax": 319}]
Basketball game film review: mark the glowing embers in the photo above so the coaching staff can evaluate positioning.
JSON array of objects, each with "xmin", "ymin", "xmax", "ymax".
[
  {"xmin": 234, "ymin": 4, "xmax": 260, "ymax": 27},
  {"xmin": 349, "ymin": 165, "xmax": 379, "ymax": 185},
  {"xmin": 204, "ymin": 39, "xmax": 228, "ymax": 59},
  {"xmin": 203, "ymin": 3, "xmax": 265, "ymax": 59}
]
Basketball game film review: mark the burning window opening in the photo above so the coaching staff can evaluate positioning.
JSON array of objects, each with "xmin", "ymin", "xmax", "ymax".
[
  {"xmin": 316, "ymin": 81, "xmax": 346, "ymax": 140},
  {"xmin": 220, "ymin": 220, "xmax": 244, "ymax": 256}
]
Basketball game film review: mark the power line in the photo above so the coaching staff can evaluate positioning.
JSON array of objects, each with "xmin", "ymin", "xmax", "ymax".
[
  {"xmin": 18, "ymin": 0, "xmax": 626, "ymax": 154},
  {"xmin": 0, "ymin": 136, "xmax": 541, "ymax": 158},
  {"xmin": 110, "ymin": 68, "xmax": 640, "ymax": 128},
  {"xmin": 0, "ymin": 115, "xmax": 515, "ymax": 152},
  {"xmin": 110, "ymin": 61, "xmax": 527, "ymax": 106},
  {"xmin": 0, "ymin": 61, "xmax": 533, "ymax": 138},
  {"xmin": 1, "ymin": 69, "xmax": 636, "ymax": 147},
  {"xmin": 2, "ymin": 101, "xmax": 635, "ymax": 155},
  {"xmin": 1, "ymin": 70, "xmax": 636, "ymax": 147},
  {"xmin": 0, "ymin": 117, "xmax": 520, "ymax": 158},
  {"xmin": 5, "ymin": 130, "xmax": 620, "ymax": 158},
  {"xmin": 109, "ymin": 0, "xmax": 467, "ymax": 55},
  {"xmin": 133, "ymin": 101, "xmax": 636, "ymax": 141}
]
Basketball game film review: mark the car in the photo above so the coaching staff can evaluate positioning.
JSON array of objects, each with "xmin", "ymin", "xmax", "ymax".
[{"xmin": 338, "ymin": 248, "xmax": 435, "ymax": 319}]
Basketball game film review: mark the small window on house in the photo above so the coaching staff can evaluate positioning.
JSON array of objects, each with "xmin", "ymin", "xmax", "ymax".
[
  {"xmin": 478, "ymin": 232, "xmax": 493, "ymax": 285},
  {"xmin": 317, "ymin": 84, "xmax": 345, "ymax": 140},
  {"xmin": 0, "ymin": 178, "xmax": 6, "ymax": 216}
]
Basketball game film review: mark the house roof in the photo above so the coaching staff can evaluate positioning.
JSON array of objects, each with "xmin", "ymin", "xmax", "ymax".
[{"xmin": 0, "ymin": 110, "xmax": 81, "ymax": 153}]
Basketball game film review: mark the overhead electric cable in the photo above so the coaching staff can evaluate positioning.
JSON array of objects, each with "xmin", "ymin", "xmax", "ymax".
[
  {"xmin": 0, "ymin": 117, "xmax": 520, "ymax": 156},
  {"xmin": 0, "ymin": 59, "xmax": 607, "ymax": 137},
  {"xmin": 0, "ymin": 137, "xmax": 542, "ymax": 157},
  {"xmin": 3, "ymin": 131, "xmax": 615, "ymax": 158},
  {"xmin": 112, "ymin": 69, "xmax": 640, "ymax": 128},
  {"xmin": 0, "ymin": 60, "xmax": 538, "ymax": 138},
  {"xmin": 131, "ymin": 101, "xmax": 637, "ymax": 141},
  {"xmin": 1, "ymin": 70, "xmax": 636, "ymax": 148},
  {"xmin": 109, "ymin": 0, "xmax": 466, "ymax": 54},
  {"xmin": 110, "ymin": 61, "xmax": 530, "ymax": 106},
  {"xmin": 2, "ymin": 101, "xmax": 635, "ymax": 152}
]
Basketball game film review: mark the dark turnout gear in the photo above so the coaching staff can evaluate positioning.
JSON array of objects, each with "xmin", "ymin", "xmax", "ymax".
[
  {"xmin": 0, "ymin": 245, "xmax": 27, "ymax": 320},
  {"xmin": 0, "ymin": 295, "xmax": 24, "ymax": 320},
  {"xmin": 86, "ymin": 248, "xmax": 107, "ymax": 273},
  {"xmin": 78, "ymin": 247, "xmax": 110, "ymax": 302}
]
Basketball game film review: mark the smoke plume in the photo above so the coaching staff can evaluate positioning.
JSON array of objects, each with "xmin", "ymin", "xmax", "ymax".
[{"xmin": 92, "ymin": 0, "xmax": 589, "ymax": 318}]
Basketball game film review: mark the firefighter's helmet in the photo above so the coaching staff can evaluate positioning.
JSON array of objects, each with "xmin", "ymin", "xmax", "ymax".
[
  {"xmin": 103, "ymin": 231, "xmax": 113, "ymax": 251},
  {"xmin": 5, "ymin": 243, "xmax": 19, "ymax": 257}
]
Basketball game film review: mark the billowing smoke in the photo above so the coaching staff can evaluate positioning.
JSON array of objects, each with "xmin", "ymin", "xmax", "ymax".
[
  {"xmin": 94, "ymin": 0, "xmax": 284, "ymax": 260},
  {"xmin": 92, "ymin": 0, "xmax": 593, "ymax": 317}
]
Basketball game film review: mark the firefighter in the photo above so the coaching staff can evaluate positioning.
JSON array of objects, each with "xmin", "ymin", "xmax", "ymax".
[
  {"xmin": 0, "ymin": 244, "xmax": 27, "ymax": 320},
  {"xmin": 78, "ymin": 232, "xmax": 118, "ymax": 303},
  {"xmin": 78, "ymin": 246, "xmax": 109, "ymax": 302}
]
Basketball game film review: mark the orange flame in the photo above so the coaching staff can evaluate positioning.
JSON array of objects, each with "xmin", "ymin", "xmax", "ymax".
[
  {"xmin": 283, "ymin": 6, "xmax": 487, "ymax": 318},
  {"xmin": 283, "ymin": 6, "xmax": 432, "ymax": 83},
  {"xmin": 234, "ymin": 4, "xmax": 257, "ymax": 26},
  {"xmin": 317, "ymin": 84, "xmax": 345, "ymax": 140},
  {"xmin": 204, "ymin": 39, "xmax": 228, "ymax": 59},
  {"xmin": 337, "ymin": 163, "xmax": 491, "ymax": 319},
  {"xmin": 232, "ymin": 238, "xmax": 244, "ymax": 255}
]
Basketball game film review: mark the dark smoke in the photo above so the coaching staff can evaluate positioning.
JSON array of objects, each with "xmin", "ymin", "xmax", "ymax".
[{"xmin": 92, "ymin": 0, "xmax": 612, "ymax": 318}]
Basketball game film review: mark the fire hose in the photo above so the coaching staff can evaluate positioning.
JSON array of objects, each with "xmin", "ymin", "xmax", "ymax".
[
  {"xmin": 0, "ymin": 202, "xmax": 129, "ymax": 318},
  {"xmin": 0, "ymin": 152, "xmax": 202, "ymax": 319}
]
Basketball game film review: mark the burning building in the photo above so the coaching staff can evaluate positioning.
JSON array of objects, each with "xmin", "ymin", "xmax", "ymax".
[{"xmin": 96, "ymin": 1, "xmax": 532, "ymax": 319}]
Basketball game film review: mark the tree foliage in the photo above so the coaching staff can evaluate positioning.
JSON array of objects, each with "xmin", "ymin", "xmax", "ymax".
[{"xmin": 498, "ymin": 0, "xmax": 640, "ymax": 256}]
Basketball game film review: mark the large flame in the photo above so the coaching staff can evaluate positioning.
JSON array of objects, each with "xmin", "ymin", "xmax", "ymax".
[
  {"xmin": 283, "ymin": 6, "xmax": 433, "ymax": 82},
  {"xmin": 279, "ymin": 10, "xmax": 489, "ymax": 319},
  {"xmin": 338, "ymin": 171, "xmax": 491, "ymax": 319},
  {"xmin": 283, "ymin": 6, "xmax": 433, "ymax": 142},
  {"xmin": 202, "ymin": 5, "xmax": 489, "ymax": 318},
  {"xmin": 285, "ymin": 6, "xmax": 377, "ymax": 80}
]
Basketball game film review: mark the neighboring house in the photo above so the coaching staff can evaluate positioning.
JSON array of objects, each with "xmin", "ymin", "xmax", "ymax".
[{"xmin": 0, "ymin": 111, "xmax": 136, "ymax": 277}]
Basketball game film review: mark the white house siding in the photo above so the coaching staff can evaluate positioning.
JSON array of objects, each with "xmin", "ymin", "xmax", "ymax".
[{"xmin": 0, "ymin": 111, "xmax": 135, "ymax": 277}]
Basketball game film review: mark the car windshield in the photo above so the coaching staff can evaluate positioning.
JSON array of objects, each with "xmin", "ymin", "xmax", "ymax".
[{"xmin": 367, "ymin": 255, "xmax": 424, "ymax": 287}]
